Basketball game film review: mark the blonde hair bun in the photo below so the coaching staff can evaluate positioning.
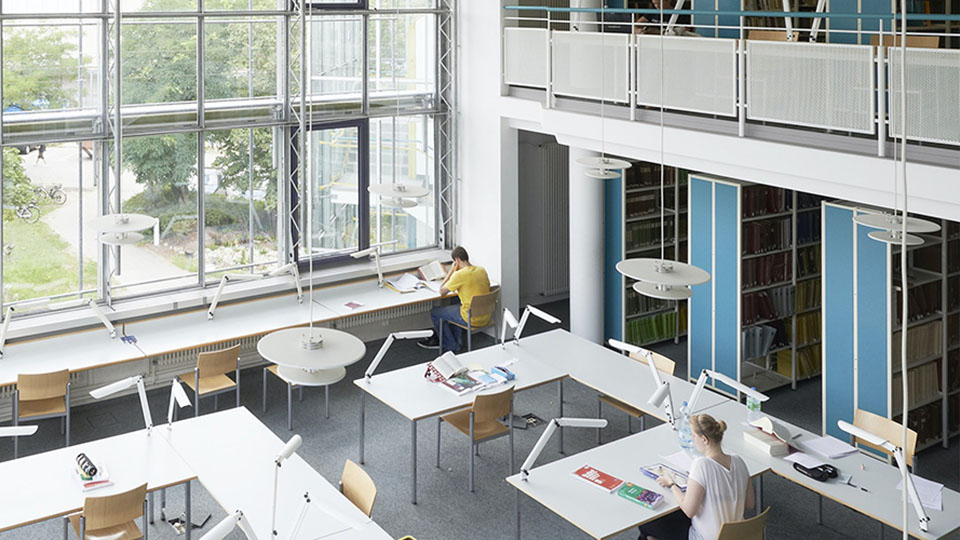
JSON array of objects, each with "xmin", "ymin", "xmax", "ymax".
[
  {"xmin": 692, "ymin": 414, "xmax": 727, "ymax": 444},
  {"xmin": 717, "ymin": 419, "xmax": 727, "ymax": 433}
]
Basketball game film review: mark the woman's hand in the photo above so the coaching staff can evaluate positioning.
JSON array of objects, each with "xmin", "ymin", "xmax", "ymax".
[{"xmin": 656, "ymin": 472, "xmax": 675, "ymax": 488}]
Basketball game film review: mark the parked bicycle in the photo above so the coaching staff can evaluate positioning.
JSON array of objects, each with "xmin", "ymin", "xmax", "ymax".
[
  {"xmin": 14, "ymin": 202, "xmax": 40, "ymax": 224},
  {"xmin": 33, "ymin": 183, "xmax": 66, "ymax": 205}
]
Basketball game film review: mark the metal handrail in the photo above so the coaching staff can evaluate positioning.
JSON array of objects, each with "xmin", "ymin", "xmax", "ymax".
[{"xmin": 504, "ymin": 5, "xmax": 960, "ymax": 22}]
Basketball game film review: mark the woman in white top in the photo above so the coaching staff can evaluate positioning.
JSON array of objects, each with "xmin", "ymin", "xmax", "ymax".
[{"xmin": 640, "ymin": 413, "xmax": 755, "ymax": 540}]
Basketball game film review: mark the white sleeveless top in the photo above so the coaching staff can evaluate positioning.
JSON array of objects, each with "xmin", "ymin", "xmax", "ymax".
[{"xmin": 687, "ymin": 455, "xmax": 749, "ymax": 540}]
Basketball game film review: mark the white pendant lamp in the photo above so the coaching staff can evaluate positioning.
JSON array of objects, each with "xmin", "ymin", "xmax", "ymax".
[
  {"xmin": 89, "ymin": 213, "xmax": 157, "ymax": 245},
  {"xmin": 368, "ymin": 182, "xmax": 429, "ymax": 208},
  {"xmin": 854, "ymin": 211, "xmax": 940, "ymax": 245},
  {"xmin": 616, "ymin": 7, "xmax": 709, "ymax": 300},
  {"xmin": 574, "ymin": 1, "xmax": 632, "ymax": 179},
  {"xmin": 866, "ymin": 229, "xmax": 924, "ymax": 246}
]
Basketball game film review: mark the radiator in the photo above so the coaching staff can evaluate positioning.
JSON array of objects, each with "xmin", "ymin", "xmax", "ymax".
[{"xmin": 541, "ymin": 142, "xmax": 570, "ymax": 296}]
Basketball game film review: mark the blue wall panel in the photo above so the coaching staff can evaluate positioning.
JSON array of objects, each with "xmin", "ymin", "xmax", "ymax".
[
  {"xmin": 714, "ymin": 182, "xmax": 739, "ymax": 395},
  {"xmin": 824, "ymin": 205, "xmax": 856, "ymax": 439},
  {"xmin": 604, "ymin": 174, "xmax": 624, "ymax": 343},
  {"xmin": 856, "ymin": 219, "xmax": 889, "ymax": 418},
  {"xmin": 689, "ymin": 177, "xmax": 713, "ymax": 381}
]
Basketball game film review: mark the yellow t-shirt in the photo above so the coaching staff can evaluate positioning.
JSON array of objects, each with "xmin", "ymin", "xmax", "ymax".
[{"xmin": 445, "ymin": 265, "xmax": 491, "ymax": 327}]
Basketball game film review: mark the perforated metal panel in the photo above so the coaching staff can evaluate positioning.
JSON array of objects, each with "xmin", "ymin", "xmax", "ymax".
[
  {"xmin": 747, "ymin": 41, "xmax": 875, "ymax": 134},
  {"xmin": 552, "ymin": 31, "xmax": 631, "ymax": 103},
  {"xmin": 503, "ymin": 28, "xmax": 549, "ymax": 88},
  {"xmin": 636, "ymin": 35, "xmax": 737, "ymax": 117},
  {"xmin": 889, "ymin": 48, "xmax": 960, "ymax": 146}
]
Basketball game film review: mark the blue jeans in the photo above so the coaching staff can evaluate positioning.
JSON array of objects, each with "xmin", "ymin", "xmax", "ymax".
[{"xmin": 431, "ymin": 303, "xmax": 467, "ymax": 353}]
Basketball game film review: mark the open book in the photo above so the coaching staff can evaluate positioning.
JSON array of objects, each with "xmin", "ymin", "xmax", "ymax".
[
  {"xmin": 418, "ymin": 260, "xmax": 446, "ymax": 281},
  {"xmin": 743, "ymin": 416, "xmax": 791, "ymax": 457},
  {"xmin": 385, "ymin": 273, "xmax": 426, "ymax": 293},
  {"xmin": 425, "ymin": 351, "xmax": 468, "ymax": 381}
]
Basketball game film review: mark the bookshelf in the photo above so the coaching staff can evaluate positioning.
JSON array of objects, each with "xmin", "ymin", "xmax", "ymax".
[
  {"xmin": 604, "ymin": 162, "xmax": 689, "ymax": 349},
  {"xmin": 688, "ymin": 175, "xmax": 825, "ymax": 397},
  {"xmin": 823, "ymin": 202, "xmax": 957, "ymax": 451}
]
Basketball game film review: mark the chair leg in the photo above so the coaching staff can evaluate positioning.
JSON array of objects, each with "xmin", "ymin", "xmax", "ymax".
[
  {"xmin": 639, "ymin": 415, "xmax": 645, "ymax": 431},
  {"xmin": 65, "ymin": 385, "xmax": 70, "ymax": 447},
  {"xmin": 628, "ymin": 414, "xmax": 632, "ymax": 434},
  {"xmin": 596, "ymin": 398, "xmax": 603, "ymax": 445},
  {"xmin": 287, "ymin": 383, "xmax": 293, "ymax": 431},
  {"xmin": 79, "ymin": 516, "xmax": 85, "ymax": 540},
  {"xmin": 262, "ymin": 367, "xmax": 268, "ymax": 412},
  {"xmin": 214, "ymin": 394, "xmax": 218, "ymax": 410},
  {"xmin": 61, "ymin": 416, "xmax": 65, "ymax": 435},
  {"xmin": 299, "ymin": 387, "xmax": 303, "ymax": 402},
  {"xmin": 509, "ymin": 400, "xmax": 515, "ymax": 475},
  {"xmin": 469, "ymin": 412, "xmax": 475, "ymax": 492},
  {"xmin": 13, "ymin": 390, "xmax": 18, "ymax": 459},
  {"xmin": 439, "ymin": 320, "xmax": 444, "ymax": 352},
  {"xmin": 62, "ymin": 516, "xmax": 68, "ymax": 540},
  {"xmin": 143, "ymin": 499, "xmax": 149, "ymax": 540},
  {"xmin": 325, "ymin": 385, "xmax": 330, "ymax": 419},
  {"xmin": 194, "ymin": 372, "xmax": 200, "ymax": 418},
  {"xmin": 436, "ymin": 418, "xmax": 442, "ymax": 468},
  {"xmin": 235, "ymin": 368, "xmax": 240, "ymax": 408},
  {"xmin": 467, "ymin": 328, "xmax": 472, "ymax": 352}
]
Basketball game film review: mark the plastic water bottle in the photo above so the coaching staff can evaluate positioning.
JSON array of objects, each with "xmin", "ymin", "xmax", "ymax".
[
  {"xmin": 746, "ymin": 386, "xmax": 762, "ymax": 423},
  {"xmin": 677, "ymin": 401, "xmax": 694, "ymax": 452}
]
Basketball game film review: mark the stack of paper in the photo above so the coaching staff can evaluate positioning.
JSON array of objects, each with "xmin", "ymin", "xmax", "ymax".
[
  {"xmin": 784, "ymin": 452, "xmax": 827, "ymax": 469},
  {"xmin": 898, "ymin": 474, "xmax": 944, "ymax": 511},
  {"xmin": 661, "ymin": 450, "xmax": 694, "ymax": 473},
  {"xmin": 800, "ymin": 436, "xmax": 858, "ymax": 459}
]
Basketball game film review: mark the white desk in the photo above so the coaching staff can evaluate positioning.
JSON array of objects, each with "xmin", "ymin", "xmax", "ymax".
[
  {"xmin": 161, "ymin": 407, "xmax": 390, "ymax": 540},
  {"xmin": 355, "ymin": 340, "xmax": 567, "ymax": 504},
  {"xmin": 706, "ymin": 400, "xmax": 960, "ymax": 540},
  {"xmin": 506, "ymin": 423, "xmax": 767, "ymax": 540},
  {"xmin": 316, "ymin": 277, "xmax": 447, "ymax": 318},
  {"xmin": 0, "ymin": 328, "xmax": 143, "ymax": 387},
  {"xmin": 0, "ymin": 429, "xmax": 196, "ymax": 536}
]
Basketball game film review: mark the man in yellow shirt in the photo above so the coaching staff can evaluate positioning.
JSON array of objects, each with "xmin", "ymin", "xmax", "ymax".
[{"xmin": 419, "ymin": 246, "xmax": 491, "ymax": 353}]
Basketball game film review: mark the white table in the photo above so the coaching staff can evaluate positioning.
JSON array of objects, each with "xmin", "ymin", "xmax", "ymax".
[
  {"xmin": 706, "ymin": 400, "xmax": 960, "ymax": 540},
  {"xmin": 161, "ymin": 407, "xmax": 391, "ymax": 540},
  {"xmin": 355, "ymin": 340, "xmax": 567, "ymax": 504},
  {"xmin": 315, "ymin": 276, "xmax": 447, "ymax": 319},
  {"xmin": 0, "ymin": 429, "xmax": 197, "ymax": 537},
  {"xmin": 506, "ymin": 423, "xmax": 767, "ymax": 540}
]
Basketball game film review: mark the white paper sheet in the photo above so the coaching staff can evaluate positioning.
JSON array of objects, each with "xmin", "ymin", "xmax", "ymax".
[
  {"xmin": 662, "ymin": 450, "xmax": 694, "ymax": 473},
  {"xmin": 784, "ymin": 452, "xmax": 827, "ymax": 469},
  {"xmin": 897, "ymin": 474, "xmax": 944, "ymax": 511},
  {"xmin": 801, "ymin": 436, "xmax": 858, "ymax": 459}
]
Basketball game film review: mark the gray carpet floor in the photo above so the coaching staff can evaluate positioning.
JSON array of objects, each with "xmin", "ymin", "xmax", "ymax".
[{"xmin": 2, "ymin": 300, "xmax": 958, "ymax": 539}]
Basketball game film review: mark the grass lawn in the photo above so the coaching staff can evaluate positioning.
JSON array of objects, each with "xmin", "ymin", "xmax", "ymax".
[{"xmin": 2, "ymin": 216, "xmax": 98, "ymax": 303}]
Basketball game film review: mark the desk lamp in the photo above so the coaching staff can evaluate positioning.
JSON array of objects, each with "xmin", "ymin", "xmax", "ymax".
[
  {"xmin": 838, "ymin": 420, "xmax": 929, "ymax": 533},
  {"xmin": 500, "ymin": 305, "xmax": 561, "ymax": 347},
  {"xmin": 87, "ymin": 299, "xmax": 117, "ymax": 338},
  {"xmin": 686, "ymin": 369, "xmax": 769, "ymax": 415},
  {"xmin": 0, "ymin": 424, "xmax": 38, "ymax": 453},
  {"xmin": 90, "ymin": 375, "xmax": 153, "ymax": 432},
  {"xmin": 608, "ymin": 339, "xmax": 676, "ymax": 429},
  {"xmin": 271, "ymin": 435, "xmax": 303, "ymax": 538},
  {"xmin": 520, "ymin": 418, "xmax": 608, "ymax": 481},
  {"xmin": 350, "ymin": 241, "xmax": 398, "ymax": 288},
  {"xmin": 165, "ymin": 380, "xmax": 192, "ymax": 428},
  {"xmin": 208, "ymin": 263, "xmax": 303, "ymax": 320},
  {"xmin": 0, "ymin": 306, "xmax": 14, "ymax": 358},
  {"xmin": 201, "ymin": 510, "xmax": 259, "ymax": 540},
  {"xmin": 365, "ymin": 330, "xmax": 434, "ymax": 381}
]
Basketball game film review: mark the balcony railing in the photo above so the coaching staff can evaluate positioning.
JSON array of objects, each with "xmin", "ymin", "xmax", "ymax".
[{"xmin": 503, "ymin": 6, "xmax": 960, "ymax": 153}]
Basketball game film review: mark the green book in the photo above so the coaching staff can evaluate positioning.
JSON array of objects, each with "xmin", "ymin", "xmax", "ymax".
[{"xmin": 616, "ymin": 482, "xmax": 664, "ymax": 510}]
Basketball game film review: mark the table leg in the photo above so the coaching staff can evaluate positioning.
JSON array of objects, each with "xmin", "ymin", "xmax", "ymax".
[
  {"xmin": 160, "ymin": 488, "xmax": 167, "ymax": 521},
  {"xmin": 148, "ymin": 491, "xmax": 155, "ymax": 525},
  {"xmin": 184, "ymin": 480, "xmax": 192, "ymax": 540},
  {"xmin": 411, "ymin": 419, "xmax": 418, "ymax": 504},
  {"xmin": 557, "ymin": 380, "xmax": 564, "ymax": 455},
  {"xmin": 756, "ymin": 476, "xmax": 763, "ymax": 514},
  {"xmin": 325, "ymin": 385, "xmax": 330, "ymax": 419},
  {"xmin": 515, "ymin": 488, "xmax": 521, "ymax": 540},
  {"xmin": 816, "ymin": 494, "xmax": 822, "ymax": 525},
  {"xmin": 359, "ymin": 392, "xmax": 366, "ymax": 464}
]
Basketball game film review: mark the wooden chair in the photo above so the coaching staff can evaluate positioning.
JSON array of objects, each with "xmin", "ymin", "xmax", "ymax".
[
  {"xmin": 717, "ymin": 507, "xmax": 769, "ymax": 540},
  {"xmin": 747, "ymin": 29, "xmax": 797, "ymax": 42},
  {"xmin": 440, "ymin": 285, "xmax": 500, "ymax": 353},
  {"xmin": 65, "ymin": 483, "xmax": 148, "ymax": 540},
  {"xmin": 853, "ymin": 408, "xmax": 917, "ymax": 467},
  {"xmin": 262, "ymin": 365, "xmax": 308, "ymax": 431},
  {"xmin": 339, "ymin": 459, "xmax": 377, "ymax": 517},
  {"xmin": 596, "ymin": 351, "xmax": 675, "ymax": 444},
  {"xmin": 870, "ymin": 34, "xmax": 940, "ymax": 49},
  {"xmin": 436, "ymin": 385, "xmax": 515, "ymax": 492},
  {"xmin": 178, "ymin": 344, "xmax": 240, "ymax": 417},
  {"xmin": 13, "ymin": 369, "xmax": 70, "ymax": 459}
]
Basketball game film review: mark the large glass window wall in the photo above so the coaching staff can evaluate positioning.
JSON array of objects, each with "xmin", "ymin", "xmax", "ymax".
[{"xmin": 0, "ymin": 0, "xmax": 451, "ymax": 315}]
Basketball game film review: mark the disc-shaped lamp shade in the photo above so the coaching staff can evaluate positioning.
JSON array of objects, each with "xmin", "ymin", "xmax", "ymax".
[
  {"xmin": 88, "ymin": 213, "xmax": 156, "ymax": 234},
  {"xmin": 617, "ymin": 259, "xmax": 711, "ymax": 287},
  {"xmin": 378, "ymin": 197, "xmax": 418, "ymax": 209},
  {"xmin": 576, "ymin": 156, "xmax": 633, "ymax": 170},
  {"xmin": 584, "ymin": 169, "xmax": 621, "ymax": 180},
  {"xmin": 369, "ymin": 183, "xmax": 430, "ymax": 199},
  {"xmin": 633, "ymin": 280, "xmax": 693, "ymax": 300},
  {"xmin": 99, "ymin": 232, "xmax": 145, "ymax": 246},
  {"xmin": 867, "ymin": 230, "xmax": 925, "ymax": 246},
  {"xmin": 853, "ymin": 213, "xmax": 941, "ymax": 234}
]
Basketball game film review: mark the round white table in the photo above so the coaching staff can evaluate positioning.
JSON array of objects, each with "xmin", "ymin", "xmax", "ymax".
[{"xmin": 257, "ymin": 327, "xmax": 366, "ymax": 386}]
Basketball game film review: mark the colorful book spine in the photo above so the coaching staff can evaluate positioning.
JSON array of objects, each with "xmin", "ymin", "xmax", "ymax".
[{"xmin": 616, "ymin": 482, "xmax": 664, "ymax": 509}]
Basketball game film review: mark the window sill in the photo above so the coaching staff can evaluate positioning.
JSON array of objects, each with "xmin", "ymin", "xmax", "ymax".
[{"xmin": 7, "ymin": 248, "xmax": 450, "ymax": 343}]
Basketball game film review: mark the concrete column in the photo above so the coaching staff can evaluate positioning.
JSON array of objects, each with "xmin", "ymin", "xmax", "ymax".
[
  {"xmin": 571, "ymin": 0, "xmax": 602, "ymax": 32},
  {"xmin": 568, "ymin": 147, "xmax": 605, "ymax": 343}
]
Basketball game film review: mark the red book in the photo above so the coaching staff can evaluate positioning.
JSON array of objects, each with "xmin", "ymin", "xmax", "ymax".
[{"xmin": 572, "ymin": 465, "xmax": 624, "ymax": 493}]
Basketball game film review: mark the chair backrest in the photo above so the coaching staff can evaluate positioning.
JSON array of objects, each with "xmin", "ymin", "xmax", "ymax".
[
  {"xmin": 747, "ymin": 29, "xmax": 796, "ymax": 42},
  {"xmin": 468, "ymin": 287, "xmax": 500, "ymax": 324},
  {"xmin": 853, "ymin": 408, "xmax": 917, "ymax": 465},
  {"xmin": 717, "ymin": 507, "xmax": 769, "ymax": 540},
  {"xmin": 472, "ymin": 385, "xmax": 514, "ymax": 423},
  {"xmin": 83, "ymin": 483, "xmax": 147, "ymax": 530},
  {"xmin": 17, "ymin": 369, "xmax": 69, "ymax": 402},
  {"xmin": 197, "ymin": 345, "xmax": 240, "ymax": 378},
  {"xmin": 870, "ymin": 34, "xmax": 940, "ymax": 49},
  {"xmin": 628, "ymin": 351, "xmax": 676, "ymax": 376},
  {"xmin": 341, "ymin": 460, "xmax": 377, "ymax": 517}
]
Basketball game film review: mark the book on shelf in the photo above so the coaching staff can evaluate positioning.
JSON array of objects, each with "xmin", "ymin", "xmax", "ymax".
[
  {"xmin": 894, "ymin": 280, "xmax": 942, "ymax": 326},
  {"xmin": 892, "ymin": 320, "xmax": 943, "ymax": 366},
  {"xmin": 572, "ymin": 465, "xmax": 624, "ymax": 493},
  {"xmin": 617, "ymin": 483, "xmax": 664, "ymax": 509},
  {"xmin": 742, "ymin": 186, "xmax": 789, "ymax": 218},
  {"xmin": 796, "ymin": 280, "xmax": 821, "ymax": 312},
  {"xmin": 626, "ymin": 217, "xmax": 676, "ymax": 249},
  {"xmin": 742, "ymin": 252, "xmax": 792, "ymax": 290},
  {"xmin": 796, "ymin": 211, "xmax": 822, "ymax": 245},
  {"xmin": 743, "ymin": 217, "xmax": 792, "ymax": 256},
  {"xmin": 742, "ymin": 325, "xmax": 777, "ymax": 360},
  {"xmin": 797, "ymin": 245, "xmax": 820, "ymax": 277},
  {"xmin": 640, "ymin": 463, "xmax": 688, "ymax": 492},
  {"xmin": 742, "ymin": 285, "xmax": 794, "ymax": 325},
  {"xmin": 418, "ymin": 260, "xmax": 447, "ymax": 282},
  {"xmin": 892, "ymin": 359, "xmax": 942, "ymax": 413},
  {"xmin": 895, "ymin": 400, "xmax": 943, "ymax": 446}
]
